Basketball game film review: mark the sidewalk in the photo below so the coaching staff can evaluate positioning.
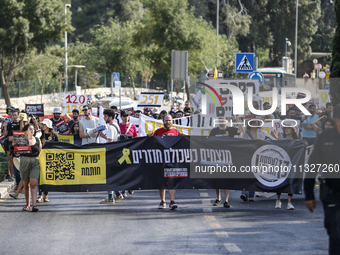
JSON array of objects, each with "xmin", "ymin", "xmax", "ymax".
[{"xmin": 0, "ymin": 179, "xmax": 15, "ymax": 199}]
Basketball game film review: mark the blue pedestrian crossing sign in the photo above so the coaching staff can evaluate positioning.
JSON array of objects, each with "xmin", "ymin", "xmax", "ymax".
[
  {"xmin": 112, "ymin": 72, "xmax": 120, "ymax": 81},
  {"xmin": 248, "ymin": 71, "xmax": 264, "ymax": 87},
  {"xmin": 235, "ymin": 53, "xmax": 254, "ymax": 73}
]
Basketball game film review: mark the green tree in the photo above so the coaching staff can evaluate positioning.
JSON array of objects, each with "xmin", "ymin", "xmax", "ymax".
[
  {"xmin": 311, "ymin": 0, "xmax": 336, "ymax": 52},
  {"xmin": 0, "ymin": 0, "xmax": 71, "ymax": 106},
  {"xmin": 20, "ymin": 46, "xmax": 63, "ymax": 102},
  {"xmin": 330, "ymin": 0, "xmax": 340, "ymax": 105},
  {"xmin": 71, "ymin": 0, "xmax": 143, "ymax": 42}
]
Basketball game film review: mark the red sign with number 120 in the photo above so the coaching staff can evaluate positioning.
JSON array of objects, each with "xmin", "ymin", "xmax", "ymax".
[{"xmin": 64, "ymin": 94, "xmax": 92, "ymax": 114}]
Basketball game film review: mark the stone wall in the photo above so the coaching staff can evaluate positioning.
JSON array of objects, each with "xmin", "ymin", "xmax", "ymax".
[{"xmin": 0, "ymin": 87, "xmax": 184, "ymax": 114}]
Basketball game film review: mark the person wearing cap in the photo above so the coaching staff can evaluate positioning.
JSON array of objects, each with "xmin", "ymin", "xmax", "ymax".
[
  {"xmin": 50, "ymin": 108, "xmax": 69, "ymax": 134},
  {"xmin": 38, "ymin": 119, "xmax": 60, "ymax": 203},
  {"xmin": 169, "ymin": 110, "xmax": 176, "ymax": 119},
  {"xmin": 152, "ymin": 107, "xmax": 160, "ymax": 119},
  {"xmin": 158, "ymin": 110, "xmax": 167, "ymax": 120},
  {"xmin": 143, "ymin": 107, "xmax": 151, "ymax": 117},
  {"xmin": 6, "ymin": 106, "xmax": 15, "ymax": 119},
  {"xmin": 79, "ymin": 104, "xmax": 100, "ymax": 145},
  {"xmin": 119, "ymin": 110, "xmax": 138, "ymax": 138},
  {"xmin": 175, "ymin": 110, "xmax": 184, "ymax": 119},
  {"xmin": 183, "ymin": 101, "xmax": 193, "ymax": 116}
]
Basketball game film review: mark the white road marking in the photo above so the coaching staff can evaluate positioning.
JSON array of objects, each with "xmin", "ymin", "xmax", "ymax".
[{"xmin": 224, "ymin": 243, "xmax": 242, "ymax": 252}]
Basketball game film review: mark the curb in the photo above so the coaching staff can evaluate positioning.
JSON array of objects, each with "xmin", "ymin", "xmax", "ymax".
[{"xmin": 0, "ymin": 180, "xmax": 15, "ymax": 199}]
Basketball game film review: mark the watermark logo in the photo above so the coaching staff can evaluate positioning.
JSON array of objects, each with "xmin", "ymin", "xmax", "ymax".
[{"xmin": 251, "ymin": 145, "xmax": 292, "ymax": 187}]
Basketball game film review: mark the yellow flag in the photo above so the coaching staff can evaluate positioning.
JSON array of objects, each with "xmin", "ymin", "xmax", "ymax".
[{"xmin": 214, "ymin": 67, "xmax": 218, "ymax": 80}]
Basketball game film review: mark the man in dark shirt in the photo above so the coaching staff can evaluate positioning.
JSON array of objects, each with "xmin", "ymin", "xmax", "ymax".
[
  {"xmin": 68, "ymin": 109, "xmax": 80, "ymax": 128},
  {"xmin": 209, "ymin": 117, "xmax": 244, "ymax": 208},
  {"xmin": 304, "ymin": 104, "xmax": 340, "ymax": 254},
  {"xmin": 4, "ymin": 110, "xmax": 20, "ymax": 182},
  {"xmin": 183, "ymin": 101, "xmax": 193, "ymax": 116}
]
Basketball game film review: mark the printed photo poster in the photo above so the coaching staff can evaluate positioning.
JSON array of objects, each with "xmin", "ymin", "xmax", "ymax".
[
  {"xmin": 25, "ymin": 104, "xmax": 44, "ymax": 117},
  {"xmin": 13, "ymin": 131, "xmax": 31, "ymax": 154}
]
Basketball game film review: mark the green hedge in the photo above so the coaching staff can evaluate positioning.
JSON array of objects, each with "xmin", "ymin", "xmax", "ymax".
[{"xmin": 0, "ymin": 153, "xmax": 8, "ymax": 181}]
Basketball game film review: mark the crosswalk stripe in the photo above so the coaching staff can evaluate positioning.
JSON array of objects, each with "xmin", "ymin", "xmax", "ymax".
[
  {"xmin": 224, "ymin": 243, "xmax": 242, "ymax": 252},
  {"xmin": 204, "ymin": 215, "xmax": 216, "ymax": 221}
]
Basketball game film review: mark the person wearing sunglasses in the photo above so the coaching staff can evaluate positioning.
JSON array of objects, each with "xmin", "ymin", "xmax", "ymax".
[{"xmin": 79, "ymin": 104, "xmax": 99, "ymax": 145}]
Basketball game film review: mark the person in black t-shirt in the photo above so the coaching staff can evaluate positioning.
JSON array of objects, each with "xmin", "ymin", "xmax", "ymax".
[
  {"xmin": 70, "ymin": 122, "xmax": 82, "ymax": 146},
  {"xmin": 67, "ymin": 109, "xmax": 80, "ymax": 128},
  {"xmin": 4, "ymin": 110, "xmax": 21, "ymax": 181},
  {"xmin": 183, "ymin": 101, "xmax": 194, "ymax": 116},
  {"xmin": 38, "ymin": 119, "xmax": 59, "ymax": 203},
  {"xmin": 209, "ymin": 117, "xmax": 244, "ymax": 208}
]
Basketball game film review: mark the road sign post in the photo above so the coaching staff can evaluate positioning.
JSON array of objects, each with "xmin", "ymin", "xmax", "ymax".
[{"xmin": 235, "ymin": 53, "xmax": 254, "ymax": 73}]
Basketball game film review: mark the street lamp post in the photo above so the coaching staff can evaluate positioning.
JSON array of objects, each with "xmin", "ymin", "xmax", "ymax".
[
  {"xmin": 216, "ymin": 0, "xmax": 219, "ymax": 67},
  {"xmin": 65, "ymin": 4, "xmax": 71, "ymax": 92},
  {"xmin": 294, "ymin": 0, "xmax": 298, "ymax": 78}
]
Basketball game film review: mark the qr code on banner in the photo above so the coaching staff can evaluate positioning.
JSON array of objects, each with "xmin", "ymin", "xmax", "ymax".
[{"xmin": 45, "ymin": 152, "xmax": 75, "ymax": 180}]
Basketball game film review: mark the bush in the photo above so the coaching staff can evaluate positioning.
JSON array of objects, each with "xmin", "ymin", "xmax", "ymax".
[{"xmin": 0, "ymin": 153, "xmax": 8, "ymax": 181}]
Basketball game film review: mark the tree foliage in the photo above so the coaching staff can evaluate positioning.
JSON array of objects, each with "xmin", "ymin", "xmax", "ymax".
[
  {"xmin": 0, "ymin": 0, "xmax": 72, "ymax": 106},
  {"xmin": 330, "ymin": 0, "xmax": 340, "ymax": 105}
]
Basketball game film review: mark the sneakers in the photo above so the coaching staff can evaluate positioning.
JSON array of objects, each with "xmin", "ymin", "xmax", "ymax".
[
  {"xmin": 275, "ymin": 200, "xmax": 282, "ymax": 209},
  {"xmin": 240, "ymin": 194, "xmax": 248, "ymax": 202},
  {"xmin": 213, "ymin": 199, "xmax": 222, "ymax": 206},
  {"xmin": 287, "ymin": 202, "xmax": 295, "ymax": 210},
  {"xmin": 36, "ymin": 196, "xmax": 44, "ymax": 203},
  {"xmin": 158, "ymin": 201, "xmax": 166, "ymax": 209},
  {"xmin": 121, "ymin": 190, "xmax": 128, "ymax": 198},
  {"xmin": 128, "ymin": 190, "xmax": 134, "ymax": 195},
  {"xmin": 100, "ymin": 197, "xmax": 115, "ymax": 204},
  {"xmin": 115, "ymin": 191, "xmax": 124, "ymax": 200},
  {"xmin": 169, "ymin": 201, "xmax": 178, "ymax": 210},
  {"xmin": 223, "ymin": 201, "xmax": 231, "ymax": 208}
]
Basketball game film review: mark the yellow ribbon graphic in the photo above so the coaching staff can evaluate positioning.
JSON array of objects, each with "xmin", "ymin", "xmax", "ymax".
[
  {"xmin": 118, "ymin": 148, "xmax": 132, "ymax": 165},
  {"xmin": 320, "ymin": 92, "xmax": 328, "ymax": 104}
]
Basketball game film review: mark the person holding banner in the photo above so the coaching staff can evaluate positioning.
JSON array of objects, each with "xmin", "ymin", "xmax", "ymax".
[
  {"xmin": 38, "ymin": 119, "xmax": 59, "ymax": 203},
  {"xmin": 119, "ymin": 110, "xmax": 138, "ymax": 139},
  {"xmin": 70, "ymin": 123, "xmax": 82, "ymax": 146},
  {"xmin": 153, "ymin": 114, "xmax": 183, "ymax": 210},
  {"xmin": 50, "ymin": 108, "xmax": 69, "ymax": 134},
  {"xmin": 210, "ymin": 117, "xmax": 244, "ymax": 208},
  {"xmin": 275, "ymin": 125, "xmax": 300, "ymax": 210},
  {"xmin": 241, "ymin": 120, "xmax": 275, "ymax": 202},
  {"xmin": 100, "ymin": 108, "xmax": 121, "ymax": 204},
  {"xmin": 79, "ymin": 104, "xmax": 99, "ymax": 145},
  {"xmin": 20, "ymin": 124, "xmax": 42, "ymax": 212}
]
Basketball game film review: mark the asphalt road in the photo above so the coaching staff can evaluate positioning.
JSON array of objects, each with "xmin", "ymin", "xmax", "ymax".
[{"xmin": 0, "ymin": 189, "xmax": 328, "ymax": 255}]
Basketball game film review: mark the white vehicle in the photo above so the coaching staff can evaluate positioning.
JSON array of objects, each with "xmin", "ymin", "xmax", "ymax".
[{"xmin": 91, "ymin": 97, "xmax": 142, "ymax": 115}]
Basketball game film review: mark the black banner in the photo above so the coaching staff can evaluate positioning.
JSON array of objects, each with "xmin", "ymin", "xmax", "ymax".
[
  {"xmin": 39, "ymin": 137, "xmax": 305, "ymax": 194},
  {"xmin": 25, "ymin": 104, "xmax": 44, "ymax": 117}
]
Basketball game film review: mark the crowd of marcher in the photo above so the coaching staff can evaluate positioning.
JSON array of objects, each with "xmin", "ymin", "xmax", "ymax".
[{"xmin": 0, "ymin": 99, "xmax": 337, "ymax": 212}]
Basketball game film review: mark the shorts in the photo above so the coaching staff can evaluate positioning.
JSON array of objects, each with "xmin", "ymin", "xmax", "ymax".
[{"xmin": 20, "ymin": 156, "xmax": 40, "ymax": 181}]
